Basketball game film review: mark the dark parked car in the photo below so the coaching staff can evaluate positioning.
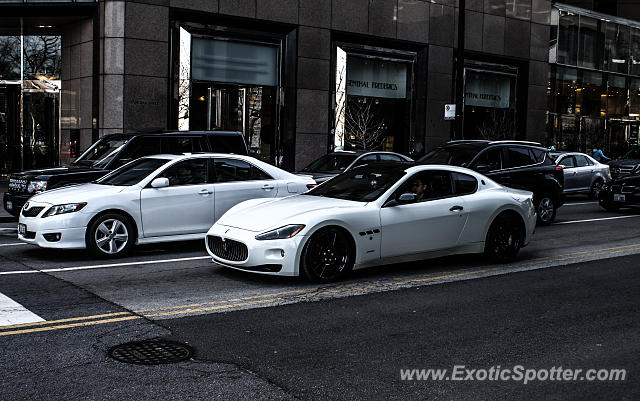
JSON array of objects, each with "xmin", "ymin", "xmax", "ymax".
[
  {"xmin": 418, "ymin": 140, "xmax": 565, "ymax": 225},
  {"xmin": 3, "ymin": 131, "xmax": 248, "ymax": 216},
  {"xmin": 608, "ymin": 146, "xmax": 640, "ymax": 178},
  {"xmin": 598, "ymin": 170, "xmax": 640, "ymax": 211},
  {"xmin": 298, "ymin": 150, "xmax": 413, "ymax": 184}
]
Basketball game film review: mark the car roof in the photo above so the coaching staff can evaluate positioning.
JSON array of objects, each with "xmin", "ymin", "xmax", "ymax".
[
  {"xmin": 348, "ymin": 161, "xmax": 478, "ymax": 175},
  {"xmin": 142, "ymin": 153, "xmax": 253, "ymax": 161},
  {"xmin": 102, "ymin": 130, "xmax": 244, "ymax": 138}
]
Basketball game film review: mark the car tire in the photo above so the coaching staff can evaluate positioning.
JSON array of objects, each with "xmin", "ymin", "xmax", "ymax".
[
  {"xmin": 300, "ymin": 227, "xmax": 354, "ymax": 283},
  {"xmin": 589, "ymin": 179, "xmax": 604, "ymax": 199},
  {"xmin": 602, "ymin": 202, "xmax": 620, "ymax": 213},
  {"xmin": 484, "ymin": 213, "xmax": 522, "ymax": 263},
  {"xmin": 535, "ymin": 194, "xmax": 556, "ymax": 225},
  {"xmin": 86, "ymin": 212, "xmax": 135, "ymax": 258}
]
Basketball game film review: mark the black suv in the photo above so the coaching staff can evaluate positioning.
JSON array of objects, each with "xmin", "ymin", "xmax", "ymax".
[
  {"xmin": 608, "ymin": 146, "xmax": 640, "ymax": 178},
  {"xmin": 418, "ymin": 140, "xmax": 565, "ymax": 224},
  {"xmin": 3, "ymin": 130, "xmax": 248, "ymax": 216}
]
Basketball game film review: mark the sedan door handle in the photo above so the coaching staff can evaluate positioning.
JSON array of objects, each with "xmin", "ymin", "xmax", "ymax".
[
  {"xmin": 262, "ymin": 184, "xmax": 275, "ymax": 190},
  {"xmin": 198, "ymin": 189, "xmax": 213, "ymax": 195},
  {"xmin": 450, "ymin": 205, "xmax": 464, "ymax": 212}
]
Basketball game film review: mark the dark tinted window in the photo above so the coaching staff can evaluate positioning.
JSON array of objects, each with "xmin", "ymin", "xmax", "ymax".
[
  {"xmin": 72, "ymin": 136, "xmax": 129, "ymax": 168},
  {"xmin": 301, "ymin": 154, "xmax": 358, "ymax": 173},
  {"xmin": 559, "ymin": 156, "xmax": 576, "ymax": 168},
  {"xmin": 359, "ymin": 154, "xmax": 378, "ymax": 162},
  {"xmin": 158, "ymin": 159, "xmax": 208, "ymax": 186},
  {"xmin": 163, "ymin": 137, "xmax": 204, "ymax": 153},
  {"xmin": 208, "ymin": 134, "xmax": 248, "ymax": 155},
  {"xmin": 622, "ymin": 148, "xmax": 640, "ymax": 159},
  {"xmin": 504, "ymin": 147, "xmax": 536, "ymax": 168},
  {"xmin": 574, "ymin": 155, "xmax": 590, "ymax": 167},
  {"xmin": 379, "ymin": 154, "xmax": 405, "ymax": 162},
  {"xmin": 113, "ymin": 137, "xmax": 162, "ymax": 167},
  {"xmin": 419, "ymin": 144, "xmax": 482, "ymax": 166},
  {"xmin": 96, "ymin": 158, "xmax": 167, "ymax": 186},
  {"xmin": 214, "ymin": 158, "xmax": 272, "ymax": 182},
  {"xmin": 473, "ymin": 148, "xmax": 503, "ymax": 171},
  {"xmin": 530, "ymin": 149, "xmax": 547, "ymax": 163},
  {"xmin": 453, "ymin": 172, "xmax": 478, "ymax": 195}
]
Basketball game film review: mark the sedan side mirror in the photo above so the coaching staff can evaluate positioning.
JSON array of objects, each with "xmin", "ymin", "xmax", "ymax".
[
  {"xmin": 151, "ymin": 177, "xmax": 169, "ymax": 188},
  {"xmin": 397, "ymin": 192, "xmax": 418, "ymax": 204}
]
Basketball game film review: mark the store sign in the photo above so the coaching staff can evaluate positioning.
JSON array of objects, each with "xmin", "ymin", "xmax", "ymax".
[
  {"xmin": 346, "ymin": 56, "xmax": 407, "ymax": 99},
  {"xmin": 464, "ymin": 70, "xmax": 511, "ymax": 109}
]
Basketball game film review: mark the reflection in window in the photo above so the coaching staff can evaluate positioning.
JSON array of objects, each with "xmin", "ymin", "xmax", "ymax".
[
  {"xmin": 556, "ymin": 67, "xmax": 577, "ymax": 115},
  {"xmin": 578, "ymin": 16, "xmax": 604, "ymax": 70},
  {"xmin": 607, "ymin": 75, "xmax": 626, "ymax": 116},
  {"xmin": 577, "ymin": 71, "xmax": 603, "ymax": 116},
  {"xmin": 605, "ymin": 22, "xmax": 629, "ymax": 74},
  {"xmin": 630, "ymin": 28, "xmax": 640, "ymax": 76},
  {"xmin": 630, "ymin": 78, "xmax": 640, "ymax": 118},
  {"xmin": 558, "ymin": 10, "xmax": 579, "ymax": 65}
]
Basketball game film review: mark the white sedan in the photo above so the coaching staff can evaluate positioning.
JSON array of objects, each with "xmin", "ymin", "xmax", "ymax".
[
  {"xmin": 206, "ymin": 164, "xmax": 536, "ymax": 282},
  {"xmin": 17, "ymin": 154, "xmax": 315, "ymax": 257}
]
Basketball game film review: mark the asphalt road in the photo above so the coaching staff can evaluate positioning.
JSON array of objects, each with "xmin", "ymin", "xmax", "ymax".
[{"xmin": 0, "ymin": 197, "xmax": 639, "ymax": 400}]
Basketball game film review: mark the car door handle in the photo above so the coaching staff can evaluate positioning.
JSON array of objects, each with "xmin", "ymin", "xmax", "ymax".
[
  {"xmin": 198, "ymin": 189, "xmax": 213, "ymax": 195},
  {"xmin": 450, "ymin": 205, "xmax": 464, "ymax": 212},
  {"xmin": 262, "ymin": 184, "xmax": 275, "ymax": 190}
]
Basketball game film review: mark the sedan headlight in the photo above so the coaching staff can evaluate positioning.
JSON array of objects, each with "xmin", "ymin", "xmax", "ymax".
[
  {"xmin": 27, "ymin": 180, "xmax": 48, "ymax": 194},
  {"xmin": 43, "ymin": 203, "xmax": 87, "ymax": 217},
  {"xmin": 255, "ymin": 224, "xmax": 305, "ymax": 240}
]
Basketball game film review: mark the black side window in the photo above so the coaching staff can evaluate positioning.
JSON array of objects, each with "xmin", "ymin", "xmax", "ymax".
[
  {"xmin": 379, "ymin": 154, "xmax": 404, "ymax": 162},
  {"xmin": 473, "ymin": 148, "xmax": 502, "ymax": 171},
  {"xmin": 161, "ymin": 137, "xmax": 203, "ymax": 154},
  {"xmin": 560, "ymin": 156, "xmax": 576, "ymax": 168},
  {"xmin": 115, "ymin": 137, "xmax": 162, "ymax": 167},
  {"xmin": 574, "ymin": 155, "xmax": 590, "ymax": 167},
  {"xmin": 214, "ymin": 158, "xmax": 273, "ymax": 182},
  {"xmin": 158, "ymin": 159, "xmax": 208, "ymax": 186},
  {"xmin": 530, "ymin": 149, "xmax": 546, "ymax": 163},
  {"xmin": 452, "ymin": 172, "xmax": 478, "ymax": 195},
  {"xmin": 398, "ymin": 171, "xmax": 453, "ymax": 202},
  {"xmin": 504, "ymin": 147, "xmax": 536, "ymax": 168},
  {"xmin": 208, "ymin": 135, "xmax": 248, "ymax": 155}
]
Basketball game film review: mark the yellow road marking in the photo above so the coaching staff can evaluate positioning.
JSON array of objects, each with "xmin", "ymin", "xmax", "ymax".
[{"xmin": 3, "ymin": 243, "xmax": 640, "ymax": 337}]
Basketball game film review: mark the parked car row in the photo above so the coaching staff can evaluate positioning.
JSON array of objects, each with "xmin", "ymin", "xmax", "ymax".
[{"xmin": 10, "ymin": 131, "xmax": 634, "ymax": 282}]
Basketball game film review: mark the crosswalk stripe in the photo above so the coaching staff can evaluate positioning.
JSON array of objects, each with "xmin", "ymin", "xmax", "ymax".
[{"xmin": 0, "ymin": 291, "xmax": 45, "ymax": 327}]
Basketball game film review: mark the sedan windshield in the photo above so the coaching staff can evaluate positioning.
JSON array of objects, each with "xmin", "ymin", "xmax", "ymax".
[
  {"xmin": 622, "ymin": 148, "xmax": 640, "ymax": 159},
  {"xmin": 96, "ymin": 158, "xmax": 167, "ymax": 186},
  {"xmin": 301, "ymin": 154, "xmax": 358, "ymax": 174},
  {"xmin": 418, "ymin": 144, "xmax": 483, "ymax": 166},
  {"xmin": 307, "ymin": 167, "xmax": 405, "ymax": 201},
  {"xmin": 72, "ymin": 136, "xmax": 129, "ymax": 168}
]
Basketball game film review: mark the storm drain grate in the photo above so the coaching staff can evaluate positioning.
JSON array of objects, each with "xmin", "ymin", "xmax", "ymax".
[{"xmin": 108, "ymin": 340, "xmax": 194, "ymax": 365}]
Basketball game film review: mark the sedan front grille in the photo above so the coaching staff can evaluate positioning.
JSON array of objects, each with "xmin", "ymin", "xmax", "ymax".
[
  {"xmin": 21, "ymin": 206, "xmax": 45, "ymax": 217},
  {"xmin": 207, "ymin": 235, "xmax": 248, "ymax": 262}
]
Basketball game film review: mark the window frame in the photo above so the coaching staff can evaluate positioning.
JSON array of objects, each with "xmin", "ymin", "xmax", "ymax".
[{"xmin": 211, "ymin": 157, "xmax": 274, "ymax": 183}]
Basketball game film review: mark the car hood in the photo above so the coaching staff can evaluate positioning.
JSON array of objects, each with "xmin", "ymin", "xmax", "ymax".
[
  {"xmin": 609, "ymin": 159, "xmax": 640, "ymax": 168},
  {"xmin": 16, "ymin": 165, "xmax": 102, "ymax": 179},
  {"xmin": 28, "ymin": 183, "xmax": 126, "ymax": 205},
  {"xmin": 216, "ymin": 195, "xmax": 364, "ymax": 232},
  {"xmin": 609, "ymin": 174, "xmax": 640, "ymax": 186}
]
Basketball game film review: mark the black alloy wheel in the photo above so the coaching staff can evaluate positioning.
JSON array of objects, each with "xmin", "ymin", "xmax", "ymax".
[
  {"xmin": 484, "ymin": 214, "xmax": 522, "ymax": 262},
  {"xmin": 535, "ymin": 194, "xmax": 556, "ymax": 225},
  {"xmin": 589, "ymin": 179, "xmax": 604, "ymax": 199},
  {"xmin": 300, "ymin": 227, "xmax": 354, "ymax": 283},
  {"xmin": 86, "ymin": 212, "xmax": 135, "ymax": 258}
]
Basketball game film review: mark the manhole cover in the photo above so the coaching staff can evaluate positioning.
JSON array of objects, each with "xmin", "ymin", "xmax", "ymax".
[{"xmin": 108, "ymin": 340, "xmax": 194, "ymax": 365}]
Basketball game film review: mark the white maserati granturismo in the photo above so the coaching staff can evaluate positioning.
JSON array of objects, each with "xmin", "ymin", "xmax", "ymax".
[
  {"xmin": 17, "ymin": 154, "xmax": 315, "ymax": 257},
  {"xmin": 205, "ymin": 164, "xmax": 536, "ymax": 282}
]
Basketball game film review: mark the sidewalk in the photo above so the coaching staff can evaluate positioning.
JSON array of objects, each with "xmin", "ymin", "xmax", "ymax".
[{"xmin": 0, "ymin": 181, "xmax": 18, "ymax": 223}]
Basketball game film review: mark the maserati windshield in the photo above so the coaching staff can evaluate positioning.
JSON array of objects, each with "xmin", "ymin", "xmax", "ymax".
[{"xmin": 307, "ymin": 167, "xmax": 405, "ymax": 201}]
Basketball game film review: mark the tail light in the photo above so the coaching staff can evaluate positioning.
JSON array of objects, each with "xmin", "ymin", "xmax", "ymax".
[
  {"xmin": 306, "ymin": 184, "xmax": 317, "ymax": 190},
  {"xmin": 555, "ymin": 165, "xmax": 564, "ymax": 171}
]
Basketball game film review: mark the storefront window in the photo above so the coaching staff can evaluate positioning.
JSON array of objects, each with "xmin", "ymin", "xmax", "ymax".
[
  {"xmin": 607, "ymin": 75, "xmax": 627, "ymax": 116},
  {"xmin": 630, "ymin": 28, "xmax": 640, "ymax": 76},
  {"xmin": 629, "ymin": 78, "xmax": 640, "ymax": 117},
  {"xmin": 604, "ymin": 22, "xmax": 629, "ymax": 74},
  {"xmin": 334, "ymin": 47, "xmax": 412, "ymax": 153},
  {"xmin": 556, "ymin": 67, "xmax": 578, "ymax": 115},
  {"xmin": 463, "ymin": 69, "xmax": 517, "ymax": 140},
  {"xmin": 177, "ymin": 27, "xmax": 280, "ymax": 164},
  {"xmin": 576, "ymin": 70, "xmax": 603, "ymax": 116},
  {"xmin": 558, "ymin": 10, "xmax": 579, "ymax": 65},
  {"xmin": 578, "ymin": 16, "xmax": 604, "ymax": 70}
]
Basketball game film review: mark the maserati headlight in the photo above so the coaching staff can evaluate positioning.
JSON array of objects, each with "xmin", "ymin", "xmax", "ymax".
[
  {"xmin": 27, "ymin": 180, "xmax": 48, "ymax": 194},
  {"xmin": 43, "ymin": 203, "xmax": 87, "ymax": 217},
  {"xmin": 255, "ymin": 224, "xmax": 305, "ymax": 240}
]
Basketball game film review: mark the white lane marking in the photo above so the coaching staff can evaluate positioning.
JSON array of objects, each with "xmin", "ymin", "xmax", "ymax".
[
  {"xmin": 564, "ymin": 201, "xmax": 598, "ymax": 206},
  {"xmin": 555, "ymin": 215, "xmax": 640, "ymax": 225},
  {"xmin": 0, "ymin": 255, "xmax": 211, "ymax": 275},
  {"xmin": 0, "ymin": 291, "xmax": 45, "ymax": 326},
  {"xmin": 0, "ymin": 243, "xmax": 28, "ymax": 247}
]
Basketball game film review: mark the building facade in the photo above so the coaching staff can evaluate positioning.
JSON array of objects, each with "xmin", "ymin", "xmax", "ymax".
[{"xmin": 1, "ymin": 0, "xmax": 554, "ymax": 176}]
